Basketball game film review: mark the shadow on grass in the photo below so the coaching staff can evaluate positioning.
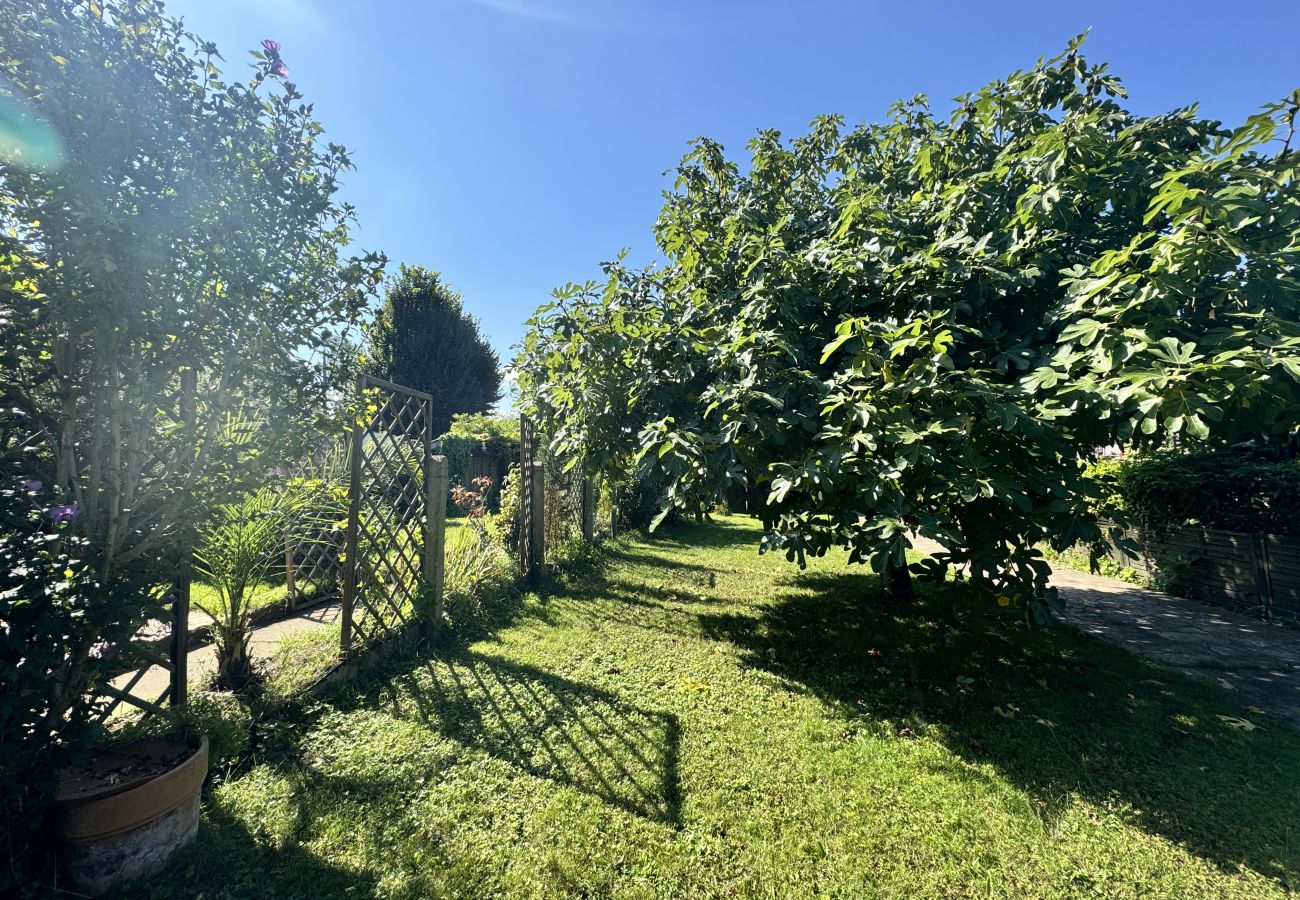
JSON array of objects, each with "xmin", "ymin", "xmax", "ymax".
[
  {"xmin": 337, "ymin": 649, "xmax": 682, "ymax": 827},
  {"xmin": 698, "ymin": 567, "xmax": 1300, "ymax": 887},
  {"xmin": 107, "ymin": 803, "xmax": 376, "ymax": 900}
]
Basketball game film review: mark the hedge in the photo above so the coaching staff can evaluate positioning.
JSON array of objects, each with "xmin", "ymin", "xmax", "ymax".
[{"xmin": 1085, "ymin": 451, "xmax": 1300, "ymax": 536}]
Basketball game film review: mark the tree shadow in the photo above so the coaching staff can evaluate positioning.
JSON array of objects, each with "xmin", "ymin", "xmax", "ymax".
[
  {"xmin": 637, "ymin": 516, "xmax": 764, "ymax": 553},
  {"xmin": 106, "ymin": 802, "xmax": 377, "ymax": 900},
  {"xmin": 338, "ymin": 650, "xmax": 682, "ymax": 827},
  {"xmin": 698, "ymin": 569, "xmax": 1300, "ymax": 887}
]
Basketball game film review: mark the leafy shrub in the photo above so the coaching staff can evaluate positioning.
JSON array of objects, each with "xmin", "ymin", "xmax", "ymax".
[
  {"xmin": 437, "ymin": 433, "xmax": 475, "ymax": 506},
  {"xmin": 1085, "ymin": 452, "xmax": 1300, "ymax": 535},
  {"xmin": 1, "ymin": 2, "xmax": 381, "ymax": 885},
  {"xmin": 618, "ymin": 466, "xmax": 682, "ymax": 531},
  {"xmin": 498, "ymin": 463, "xmax": 523, "ymax": 553},
  {"xmin": 518, "ymin": 38, "xmax": 1300, "ymax": 609},
  {"xmin": 448, "ymin": 412, "xmax": 521, "ymax": 443}
]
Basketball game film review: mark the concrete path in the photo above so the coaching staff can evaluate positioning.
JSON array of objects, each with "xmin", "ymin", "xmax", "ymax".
[
  {"xmin": 914, "ymin": 538, "xmax": 1300, "ymax": 728},
  {"xmin": 109, "ymin": 602, "xmax": 341, "ymax": 707}
]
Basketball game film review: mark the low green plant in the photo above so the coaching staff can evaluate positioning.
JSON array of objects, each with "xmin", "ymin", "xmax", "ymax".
[
  {"xmin": 108, "ymin": 691, "xmax": 252, "ymax": 774},
  {"xmin": 1040, "ymin": 543, "xmax": 1154, "ymax": 589},
  {"xmin": 262, "ymin": 624, "xmax": 342, "ymax": 703},
  {"xmin": 443, "ymin": 526, "xmax": 510, "ymax": 625}
]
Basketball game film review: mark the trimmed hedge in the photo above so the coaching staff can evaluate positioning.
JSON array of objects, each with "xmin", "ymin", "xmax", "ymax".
[{"xmin": 1085, "ymin": 452, "xmax": 1300, "ymax": 536}]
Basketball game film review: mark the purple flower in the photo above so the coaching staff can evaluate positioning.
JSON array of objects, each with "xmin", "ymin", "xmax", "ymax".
[
  {"xmin": 272, "ymin": 61, "xmax": 289, "ymax": 79},
  {"xmin": 46, "ymin": 502, "xmax": 79, "ymax": 525},
  {"xmin": 20, "ymin": 479, "xmax": 42, "ymax": 493},
  {"xmin": 262, "ymin": 39, "xmax": 281, "ymax": 53},
  {"xmin": 89, "ymin": 640, "xmax": 115, "ymax": 661}
]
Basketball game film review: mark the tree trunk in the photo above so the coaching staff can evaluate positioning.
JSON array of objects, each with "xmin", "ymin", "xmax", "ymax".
[
  {"xmin": 882, "ymin": 557, "xmax": 915, "ymax": 603},
  {"xmin": 215, "ymin": 633, "xmax": 253, "ymax": 692}
]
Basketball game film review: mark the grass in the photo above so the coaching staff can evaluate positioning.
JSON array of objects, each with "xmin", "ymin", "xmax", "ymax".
[
  {"xmin": 1040, "ymin": 544, "xmax": 1155, "ymax": 589},
  {"xmin": 118, "ymin": 515, "xmax": 1300, "ymax": 899},
  {"xmin": 262, "ymin": 624, "xmax": 344, "ymax": 704},
  {"xmin": 191, "ymin": 579, "xmax": 290, "ymax": 618}
]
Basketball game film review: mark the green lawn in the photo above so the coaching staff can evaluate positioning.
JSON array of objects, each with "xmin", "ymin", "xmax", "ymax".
[
  {"xmin": 191, "ymin": 580, "xmax": 289, "ymax": 619},
  {"xmin": 124, "ymin": 516, "xmax": 1300, "ymax": 898}
]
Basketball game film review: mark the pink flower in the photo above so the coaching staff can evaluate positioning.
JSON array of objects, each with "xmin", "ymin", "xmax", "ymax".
[{"xmin": 261, "ymin": 39, "xmax": 289, "ymax": 79}]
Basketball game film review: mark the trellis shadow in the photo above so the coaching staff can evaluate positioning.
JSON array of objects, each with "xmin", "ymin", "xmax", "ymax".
[{"xmin": 383, "ymin": 653, "xmax": 682, "ymax": 827}]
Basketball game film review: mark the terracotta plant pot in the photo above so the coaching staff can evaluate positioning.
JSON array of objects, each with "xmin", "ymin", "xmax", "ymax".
[{"xmin": 55, "ymin": 733, "xmax": 208, "ymax": 897}]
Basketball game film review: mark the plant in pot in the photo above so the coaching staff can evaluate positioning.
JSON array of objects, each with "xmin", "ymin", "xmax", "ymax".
[
  {"xmin": 0, "ymin": 2, "xmax": 383, "ymax": 893},
  {"xmin": 51, "ymin": 691, "xmax": 254, "ymax": 897}
]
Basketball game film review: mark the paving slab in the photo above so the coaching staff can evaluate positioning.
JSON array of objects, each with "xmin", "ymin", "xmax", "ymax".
[{"xmin": 108, "ymin": 601, "xmax": 341, "ymax": 707}]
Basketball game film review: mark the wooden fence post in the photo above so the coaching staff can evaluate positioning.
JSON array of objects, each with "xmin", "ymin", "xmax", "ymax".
[
  {"xmin": 426, "ymin": 454, "xmax": 448, "ymax": 626},
  {"xmin": 581, "ymin": 477, "xmax": 595, "ymax": 542},
  {"xmin": 170, "ymin": 561, "xmax": 190, "ymax": 709},
  {"xmin": 529, "ymin": 460, "xmax": 545, "ymax": 580},
  {"xmin": 172, "ymin": 366, "xmax": 194, "ymax": 708},
  {"xmin": 340, "ymin": 378, "xmax": 364, "ymax": 653},
  {"xmin": 284, "ymin": 529, "xmax": 297, "ymax": 612},
  {"xmin": 609, "ymin": 485, "xmax": 619, "ymax": 539}
]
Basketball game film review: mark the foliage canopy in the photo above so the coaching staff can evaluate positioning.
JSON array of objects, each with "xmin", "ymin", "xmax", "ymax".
[
  {"xmin": 0, "ymin": 0, "xmax": 382, "ymax": 876},
  {"xmin": 518, "ymin": 38, "xmax": 1300, "ymax": 609},
  {"xmin": 368, "ymin": 264, "xmax": 502, "ymax": 436}
]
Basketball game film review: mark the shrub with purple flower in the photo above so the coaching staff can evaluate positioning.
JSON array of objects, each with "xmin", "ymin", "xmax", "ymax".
[
  {"xmin": 45, "ymin": 502, "xmax": 79, "ymax": 525},
  {"xmin": 262, "ymin": 38, "xmax": 289, "ymax": 78}
]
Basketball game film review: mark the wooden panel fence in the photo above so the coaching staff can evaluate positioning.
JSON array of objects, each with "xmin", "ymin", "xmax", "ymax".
[{"xmin": 1102, "ymin": 521, "xmax": 1300, "ymax": 619}]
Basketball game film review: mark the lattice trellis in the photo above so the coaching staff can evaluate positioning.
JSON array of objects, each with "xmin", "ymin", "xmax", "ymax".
[
  {"xmin": 518, "ymin": 416, "xmax": 602, "ymax": 577},
  {"xmin": 544, "ymin": 463, "xmax": 586, "ymax": 552},
  {"xmin": 93, "ymin": 582, "xmax": 189, "ymax": 724},
  {"xmin": 341, "ymin": 376, "xmax": 433, "ymax": 650},
  {"xmin": 519, "ymin": 414, "xmax": 537, "ymax": 579},
  {"xmin": 284, "ymin": 442, "xmax": 348, "ymax": 612}
]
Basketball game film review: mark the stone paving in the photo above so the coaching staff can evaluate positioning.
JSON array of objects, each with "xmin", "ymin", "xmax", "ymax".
[
  {"xmin": 111, "ymin": 601, "xmax": 341, "ymax": 704},
  {"xmin": 913, "ymin": 538, "xmax": 1300, "ymax": 728}
]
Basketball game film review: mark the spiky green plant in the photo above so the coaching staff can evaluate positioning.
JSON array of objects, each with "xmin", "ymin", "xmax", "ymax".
[{"xmin": 194, "ymin": 487, "xmax": 304, "ymax": 689}]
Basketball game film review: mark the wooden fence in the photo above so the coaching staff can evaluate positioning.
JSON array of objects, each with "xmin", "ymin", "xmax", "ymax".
[
  {"xmin": 96, "ymin": 407, "xmax": 605, "ymax": 724},
  {"xmin": 1101, "ymin": 521, "xmax": 1300, "ymax": 619}
]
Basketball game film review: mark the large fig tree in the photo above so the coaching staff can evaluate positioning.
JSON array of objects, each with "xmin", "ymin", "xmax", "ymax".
[{"xmin": 518, "ymin": 38, "xmax": 1300, "ymax": 609}]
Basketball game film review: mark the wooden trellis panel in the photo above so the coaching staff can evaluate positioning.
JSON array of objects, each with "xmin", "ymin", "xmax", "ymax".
[
  {"xmin": 519, "ymin": 414, "xmax": 538, "ymax": 580},
  {"xmin": 93, "ymin": 579, "xmax": 189, "ymax": 723},
  {"xmin": 284, "ymin": 442, "xmax": 347, "ymax": 612},
  {"xmin": 341, "ymin": 375, "xmax": 434, "ymax": 651}
]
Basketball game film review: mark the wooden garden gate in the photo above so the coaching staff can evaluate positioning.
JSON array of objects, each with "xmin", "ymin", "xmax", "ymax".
[{"xmin": 341, "ymin": 375, "xmax": 447, "ymax": 651}]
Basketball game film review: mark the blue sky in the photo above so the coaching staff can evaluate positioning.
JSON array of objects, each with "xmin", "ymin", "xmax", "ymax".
[{"xmin": 167, "ymin": 0, "xmax": 1300, "ymax": 364}]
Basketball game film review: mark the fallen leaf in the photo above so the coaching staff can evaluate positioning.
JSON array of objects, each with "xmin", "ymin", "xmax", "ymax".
[{"xmin": 1217, "ymin": 715, "xmax": 1259, "ymax": 732}]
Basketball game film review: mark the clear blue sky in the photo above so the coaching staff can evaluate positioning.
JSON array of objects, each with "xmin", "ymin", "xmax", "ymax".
[{"xmin": 166, "ymin": 0, "xmax": 1300, "ymax": 363}]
